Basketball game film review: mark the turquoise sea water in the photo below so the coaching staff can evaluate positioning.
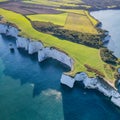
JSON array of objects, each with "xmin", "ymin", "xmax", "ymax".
[
  {"xmin": 1, "ymin": 10, "xmax": 120, "ymax": 119},
  {"xmin": 91, "ymin": 10, "xmax": 120, "ymax": 58}
]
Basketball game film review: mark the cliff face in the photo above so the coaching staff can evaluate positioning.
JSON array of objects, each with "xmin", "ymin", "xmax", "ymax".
[
  {"xmin": 38, "ymin": 47, "xmax": 73, "ymax": 68},
  {"xmin": 28, "ymin": 41, "xmax": 43, "ymax": 54},
  {"xmin": 16, "ymin": 37, "xmax": 29, "ymax": 50},
  {"xmin": 0, "ymin": 23, "xmax": 120, "ymax": 108},
  {"xmin": 61, "ymin": 72, "xmax": 120, "ymax": 107},
  {"xmin": 0, "ymin": 24, "xmax": 18, "ymax": 37}
]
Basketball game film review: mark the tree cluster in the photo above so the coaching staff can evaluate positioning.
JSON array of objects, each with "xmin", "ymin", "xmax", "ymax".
[
  {"xmin": 32, "ymin": 21, "xmax": 103, "ymax": 49},
  {"xmin": 100, "ymin": 48, "xmax": 118, "ymax": 65}
]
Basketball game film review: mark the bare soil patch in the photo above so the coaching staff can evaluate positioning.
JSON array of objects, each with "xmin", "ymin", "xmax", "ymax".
[{"xmin": 0, "ymin": 1, "xmax": 61, "ymax": 15}]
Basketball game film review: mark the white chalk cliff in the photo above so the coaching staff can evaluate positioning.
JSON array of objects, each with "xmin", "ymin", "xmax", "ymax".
[
  {"xmin": 38, "ymin": 47, "xmax": 73, "ymax": 68},
  {"xmin": 0, "ymin": 23, "xmax": 120, "ymax": 108}
]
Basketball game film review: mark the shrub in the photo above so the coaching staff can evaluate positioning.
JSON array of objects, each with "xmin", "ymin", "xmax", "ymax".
[
  {"xmin": 100, "ymin": 48, "xmax": 118, "ymax": 65},
  {"xmin": 84, "ymin": 64, "xmax": 105, "ymax": 77}
]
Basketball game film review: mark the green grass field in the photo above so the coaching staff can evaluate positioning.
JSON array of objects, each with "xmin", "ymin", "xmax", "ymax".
[
  {"xmin": 28, "ymin": 13, "xmax": 68, "ymax": 26},
  {"xmin": 23, "ymin": 0, "xmax": 91, "ymax": 9},
  {"xmin": 64, "ymin": 13, "xmax": 98, "ymax": 34},
  {"xmin": 57, "ymin": 9, "xmax": 86, "ymax": 15},
  {"xmin": 0, "ymin": 0, "xmax": 7, "ymax": 2},
  {"xmin": 27, "ymin": 9, "xmax": 99, "ymax": 34},
  {"xmin": 58, "ymin": 9, "xmax": 99, "ymax": 26},
  {"xmin": 85, "ymin": 11, "xmax": 99, "ymax": 26},
  {"xmin": 23, "ymin": 0, "xmax": 83, "ymax": 7},
  {"xmin": 0, "ymin": 8, "xmax": 117, "ymax": 84}
]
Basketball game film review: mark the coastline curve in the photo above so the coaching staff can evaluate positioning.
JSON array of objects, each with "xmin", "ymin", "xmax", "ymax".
[{"xmin": 0, "ymin": 23, "xmax": 120, "ymax": 108}]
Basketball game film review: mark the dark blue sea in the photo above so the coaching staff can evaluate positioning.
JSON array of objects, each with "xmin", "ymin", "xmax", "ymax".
[{"xmin": 0, "ymin": 10, "xmax": 120, "ymax": 120}]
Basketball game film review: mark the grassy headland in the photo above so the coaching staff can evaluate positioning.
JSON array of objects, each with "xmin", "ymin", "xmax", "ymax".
[
  {"xmin": 0, "ymin": 8, "xmax": 119, "ymax": 84},
  {"xmin": 27, "ymin": 9, "xmax": 103, "ymax": 49}
]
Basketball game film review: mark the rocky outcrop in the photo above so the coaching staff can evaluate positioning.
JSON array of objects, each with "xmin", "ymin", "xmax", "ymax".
[
  {"xmin": 103, "ymin": 34, "xmax": 111, "ymax": 43},
  {"xmin": 111, "ymin": 97, "xmax": 120, "ymax": 108},
  {"xmin": 75, "ymin": 72, "xmax": 88, "ymax": 81},
  {"xmin": 16, "ymin": 37, "xmax": 29, "ymax": 50},
  {"xmin": 38, "ymin": 47, "xmax": 73, "ymax": 68},
  {"xmin": 61, "ymin": 74, "xmax": 75, "ymax": 88},
  {"xmin": 0, "ymin": 23, "xmax": 120, "ymax": 108},
  {"xmin": 28, "ymin": 41, "xmax": 43, "ymax": 54},
  {"xmin": 61, "ymin": 72, "xmax": 120, "ymax": 108},
  {"xmin": 0, "ymin": 24, "xmax": 19, "ymax": 37}
]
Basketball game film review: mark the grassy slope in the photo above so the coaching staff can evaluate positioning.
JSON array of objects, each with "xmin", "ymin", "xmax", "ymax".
[
  {"xmin": 0, "ymin": 8, "xmax": 116, "ymax": 82},
  {"xmin": 28, "ymin": 13, "xmax": 68, "ymax": 26}
]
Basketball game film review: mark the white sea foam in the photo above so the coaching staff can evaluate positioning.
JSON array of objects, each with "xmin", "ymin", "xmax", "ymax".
[
  {"xmin": 30, "ymin": 83, "xmax": 34, "ymax": 87},
  {"xmin": 42, "ymin": 89, "xmax": 62, "ymax": 100}
]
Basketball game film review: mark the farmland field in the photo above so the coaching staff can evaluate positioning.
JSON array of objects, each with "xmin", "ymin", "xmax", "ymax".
[
  {"xmin": 23, "ymin": 0, "xmax": 83, "ymax": 7},
  {"xmin": 0, "ymin": 1, "xmax": 61, "ymax": 15},
  {"xmin": 58, "ymin": 9, "xmax": 99, "ymax": 27},
  {"xmin": 28, "ymin": 13, "xmax": 68, "ymax": 26},
  {"xmin": 0, "ymin": 0, "xmax": 120, "ymax": 119},
  {"xmin": 57, "ymin": 9, "xmax": 86, "ymax": 15},
  {"xmin": 64, "ymin": 12, "xmax": 98, "ymax": 34},
  {"xmin": 27, "ymin": 9, "xmax": 98, "ymax": 34}
]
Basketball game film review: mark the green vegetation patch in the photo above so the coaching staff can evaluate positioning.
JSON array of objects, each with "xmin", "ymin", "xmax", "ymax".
[
  {"xmin": 28, "ymin": 13, "xmax": 68, "ymax": 26},
  {"xmin": 0, "ymin": 0, "xmax": 7, "ymax": 2},
  {"xmin": 64, "ymin": 12, "xmax": 98, "ymax": 34},
  {"xmin": 104, "ymin": 64, "xmax": 116, "ymax": 82},
  {"xmin": 100, "ymin": 48, "xmax": 118, "ymax": 65},
  {"xmin": 0, "ymin": 8, "xmax": 118, "ymax": 84},
  {"xmin": 57, "ymin": 9, "xmax": 99, "ymax": 26},
  {"xmin": 27, "ymin": 9, "xmax": 99, "ymax": 34},
  {"xmin": 31, "ymin": 21, "xmax": 103, "ymax": 49},
  {"xmin": 85, "ymin": 11, "xmax": 99, "ymax": 26},
  {"xmin": 23, "ymin": 0, "xmax": 83, "ymax": 7}
]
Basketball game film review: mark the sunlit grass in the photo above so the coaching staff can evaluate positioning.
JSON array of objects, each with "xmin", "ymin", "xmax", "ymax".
[
  {"xmin": 23, "ymin": 0, "xmax": 83, "ymax": 7},
  {"xmin": 28, "ymin": 13, "xmax": 68, "ymax": 26},
  {"xmin": 28, "ymin": 9, "xmax": 99, "ymax": 34},
  {"xmin": 64, "ymin": 12, "xmax": 98, "ymax": 34}
]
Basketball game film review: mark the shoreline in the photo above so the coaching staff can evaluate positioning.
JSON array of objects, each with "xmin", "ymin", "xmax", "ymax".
[
  {"xmin": 89, "ymin": 7, "xmax": 120, "ymax": 12},
  {"xmin": 0, "ymin": 23, "xmax": 120, "ymax": 108}
]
